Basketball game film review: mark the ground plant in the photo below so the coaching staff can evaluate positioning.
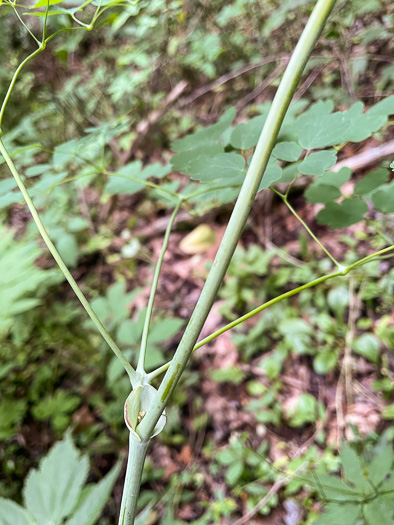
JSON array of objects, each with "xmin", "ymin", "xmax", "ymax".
[{"xmin": 0, "ymin": 0, "xmax": 393, "ymax": 524}]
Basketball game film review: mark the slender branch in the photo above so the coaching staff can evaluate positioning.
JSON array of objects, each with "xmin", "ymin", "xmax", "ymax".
[
  {"xmin": 138, "ymin": 0, "xmax": 339, "ymax": 441},
  {"xmin": 272, "ymin": 187, "xmax": 341, "ymax": 268},
  {"xmin": 137, "ymin": 199, "xmax": 183, "ymax": 374},
  {"xmin": 11, "ymin": 4, "xmax": 41, "ymax": 45},
  {"xmin": 0, "ymin": 139, "xmax": 139, "ymax": 386},
  {"xmin": 0, "ymin": 47, "xmax": 44, "ymax": 129},
  {"xmin": 146, "ymin": 245, "xmax": 394, "ymax": 381}
]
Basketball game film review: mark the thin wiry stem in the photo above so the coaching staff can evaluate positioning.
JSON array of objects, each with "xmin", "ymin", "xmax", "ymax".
[
  {"xmin": 272, "ymin": 187, "xmax": 341, "ymax": 268},
  {"xmin": 137, "ymin": 199, "xmax": 183, "ymax": 374},
  {"xmin": 146, "ymin": 245, "xmax": 394, "ymax": 381}
]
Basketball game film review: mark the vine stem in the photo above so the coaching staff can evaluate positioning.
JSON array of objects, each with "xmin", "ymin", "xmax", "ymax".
[
  {"xmin": 137, "ymin": 0, "xmax": 339, "ymax": 442},
  {"xmin": 137, "ymin": 199, "xmax": 183, "ymax": 374},
  {"xmin": 0, "ymin": 139, "xmax": 139, "ymax": 386},
  {"xmin": 146, "ymin": 245, "xmax": 394, "ymax": 381}
]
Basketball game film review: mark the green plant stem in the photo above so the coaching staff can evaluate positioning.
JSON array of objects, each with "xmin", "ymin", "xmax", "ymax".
[
  {"xmin": 272, "ymin": 187, "xmax": 341, "ymax": 268},
  {"xmin": 10, "ymin": 4, "xmax": 41, "ymax": 45},
  {"xmin": 146, "ymin": 245, "xmax": 394, "ymax": 381},
  {"xmin": 0, "ymin": 47, "xmax": 44, "ymax": 129},
  {"xmin": 0, "ymin": 139, "xmax": 139, "ymax": 386},
  {"xmin": 137, "ymin": 199, "xmax": 183, "ymax": 374},
  {"xmin": 118, "ymin": 436, "xmax": 150, "ymax": 525},
  {"xmin": 138, "ymin": 0, "xmax": 338, "ymax": 441}
]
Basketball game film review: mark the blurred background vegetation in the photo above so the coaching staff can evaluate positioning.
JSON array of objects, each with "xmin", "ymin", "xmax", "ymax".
[{"xmin": 0, "ymin": 0, "xmax": 393, "ymax": 523}]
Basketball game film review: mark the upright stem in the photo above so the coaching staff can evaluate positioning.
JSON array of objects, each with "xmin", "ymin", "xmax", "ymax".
[
  {"xmin": 118, "ymin": 437, "xmax": 150, "ymax": 525},
  {"xmin": 138, "ymin": 0, "xmax": 338, "ymax": 441},
  {"xmin": 137, "ymin": 199, "xmax": 183, "ymax": 374},
  {"xmin": 0, "ymin": 139, "xmax": 139, "ymax": 386}
]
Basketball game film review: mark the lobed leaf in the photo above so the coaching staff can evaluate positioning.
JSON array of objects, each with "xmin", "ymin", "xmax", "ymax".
[{"xmin": 23, "ymin": 433, "xmax": 89, "ymax": 524}]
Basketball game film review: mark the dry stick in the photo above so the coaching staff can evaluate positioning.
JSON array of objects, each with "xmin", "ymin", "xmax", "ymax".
[
  {"xmin": 232, "ymin": 477, "xmax": 289, "ymax": 525},
  {"xmin": 232, "ymin": 463, "xmax": 307, "ymax": 525},
  {"xmin": 128, "ymin": 80, "xmax": 188, "ymax": 158},
  {"xmin": 179, "ymin": 54, "xmax": 289, "ymax": 106},
  {"xmin": 293, "ymin": 64, "xmax": 327, "ymax": 101},
  {"xmin": 335, "ymin": 277, "xmax": 362, "ymax": 444},
  {"xmin": 235, "ymin": 62, "xmax": 287, "ymax": 112},
  {"xmin": 332, "ymin": 138, "xmax": 394, "ymax": 173}
]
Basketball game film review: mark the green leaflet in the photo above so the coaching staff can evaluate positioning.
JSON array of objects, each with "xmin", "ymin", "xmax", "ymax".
[
  {"xmin": 272, "ymin": 141, "xmax": 303, "ymax": 162},
  {"xmin": 304, "ymin": 183, "xmax": 341, "ymax": 204},
  {"xmin": 316, "ymin": 199, "xmax": 368, "ymax": 229},
  {"xmin": 297, "ymin": 150, "xmax": 337, "ymax": 176},
  {"xmin": 354, "ymin": 168, "xmax": 390, "ymax": 195},
  {"xmin": 230, "ymin": 114, "xmax": 268, "ymax": 150},
  {"xmin": 172, "ymin": 107, "xmax": 236, "ymax": 153},
  {"xmin": 371, "ymin": 180, "xmax": 394, "ymax": 213}
]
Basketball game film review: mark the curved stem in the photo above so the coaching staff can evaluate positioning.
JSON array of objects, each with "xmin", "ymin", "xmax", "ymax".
[
  {"xmin": 146, "ymin": 245, "xmax": 394, "ymax": 381},
  {"xmin": 0, "ymin": 47, "xmax": 44, "ymax": 129},
  {"xmin": 272, "ymin": 187, "xmax": 341, "ymax": 268},
  {"xmin": 0, "ymin": 139, "xmax": 139, "ymax": 386},
  {"xmin": 137, "ymin": 199, "xmax": 183, "ymax": 374},
  {"xmin": 118, "ymin": 436, "xmax": 150, "ymax": 525},
  {"xmin": 138, "ymin": 0, "xmax": 339, "ymax": 434},
  {"xmin": 11, "ymin": 4, "xmax": 41, "ymax": 45}
]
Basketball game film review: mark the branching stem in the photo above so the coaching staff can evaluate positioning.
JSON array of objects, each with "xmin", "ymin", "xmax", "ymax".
[
  {"xmin": 146, "ymin": 245, "xmax": 394, "ymax": 381},
  {"xmin": 138, "ymin": 0, "xmax": 339, "ymax": 439}
]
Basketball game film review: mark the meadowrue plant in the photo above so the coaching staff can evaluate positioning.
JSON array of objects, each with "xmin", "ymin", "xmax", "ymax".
[{"xmin": 0, "ymin": 0, "xmax": 393, "ymax": 524}]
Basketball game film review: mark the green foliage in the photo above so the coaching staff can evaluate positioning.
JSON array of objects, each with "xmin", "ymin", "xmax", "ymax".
[
  {"xmin": 1, "ymin": 0, "xmax": 393, "ymax": 523},
  {"xmin": 309, "ymin": 440, "xmax": 394, "ymax": 525},
  {"xmin": 215, "ymin": 434, "xmax": 278, "ymax": 515},
  {"xmin": 0, "ymin": 225, "xmax": 61, "ymax": 338},
  {"xmin": 0, "ymin": 434, "xmax": 121, "ymax": 525}
]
